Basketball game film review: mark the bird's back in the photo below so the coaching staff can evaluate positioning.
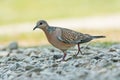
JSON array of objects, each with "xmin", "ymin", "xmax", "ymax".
[{"xmin": 58, "ymin": 27, "xmax": 93, "ymax": 44}]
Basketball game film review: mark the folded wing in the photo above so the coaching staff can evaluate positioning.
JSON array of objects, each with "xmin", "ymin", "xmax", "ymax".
[{"xmin": 57, "ymin": 28, "xmax": 93, "ymax": 44}]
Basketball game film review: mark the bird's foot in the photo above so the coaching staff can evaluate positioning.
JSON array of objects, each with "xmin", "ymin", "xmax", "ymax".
[
  {"xmin": 72, "ymin": 54, "xmax": 79, "ymax": 59},
  {"xmin": 75, "ymin": 51, "xmax": 84, "ymax": 57},
  {"xmin": 57, "ymin": 59, "xmax": 68, "ymax": 62},
  {"xmin": 73, "ymin": 52, "xmax": 84, "ymax": 59},
  {"xmin": 57, "ymin": 57, "xmax": 73, "ymax": 62}
]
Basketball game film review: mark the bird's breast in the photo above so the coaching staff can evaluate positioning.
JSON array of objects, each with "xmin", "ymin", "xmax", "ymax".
[{"xmin": 44, "ymin": 29, "xmax": 75, "ymax": 51}]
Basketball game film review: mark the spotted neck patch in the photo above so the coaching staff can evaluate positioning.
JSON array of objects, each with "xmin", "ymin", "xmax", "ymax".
[{"xmin": 47, "ymin": 27, "xmax": 56, "ymax": 33}]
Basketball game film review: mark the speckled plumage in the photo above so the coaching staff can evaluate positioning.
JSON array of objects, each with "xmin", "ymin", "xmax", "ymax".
[
  {"xmin": 58, "ymin": 28, "xmax": 93, "ymax": 44},
  {"xmin": 33, "ymin": 20, "xmax": 105, "ymax": 61}
]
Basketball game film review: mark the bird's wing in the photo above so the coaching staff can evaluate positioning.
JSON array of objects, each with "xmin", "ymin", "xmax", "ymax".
[{"xmin": 57, "ymin": 28, "xmax": 91, "ymax": 44}]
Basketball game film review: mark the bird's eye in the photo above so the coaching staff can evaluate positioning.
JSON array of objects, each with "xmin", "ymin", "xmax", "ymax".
[{"xmin": 40, "ymin": 22, "xmax": 42, "ymax": 25}]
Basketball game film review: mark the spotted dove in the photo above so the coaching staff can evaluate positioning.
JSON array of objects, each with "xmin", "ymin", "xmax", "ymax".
[{"xmin": 33, "ymin": 20, "xmax": 105, "ymax": 61}]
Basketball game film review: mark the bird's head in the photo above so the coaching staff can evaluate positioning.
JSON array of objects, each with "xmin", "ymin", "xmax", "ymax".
[{"xmin": 33, "ymin": 20, "xmax": 49, "ymax": 30}]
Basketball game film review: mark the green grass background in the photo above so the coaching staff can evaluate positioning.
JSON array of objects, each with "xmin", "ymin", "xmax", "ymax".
[
  {"xmin": 0, "ymin": 0, "xmax": 120, "ymax": 25},
  {"xmin": 0, "ymin": 0, "xmax": 120, "ymax": 46}
]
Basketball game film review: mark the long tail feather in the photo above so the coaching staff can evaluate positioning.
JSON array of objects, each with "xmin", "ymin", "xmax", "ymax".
[{"xmin": 92, "ymin": 36, "xmax": 106, "ymax": 39}]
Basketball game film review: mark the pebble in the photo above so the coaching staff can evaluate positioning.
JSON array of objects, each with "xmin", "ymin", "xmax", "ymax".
[
  {"xmin": 8, "ymin": 41, "xmax": 18, "ymax": 50},
  {"xmin": 0, "ymin": 44, "xmax": 120, "ymax": 80},
  {"xmin": 53, "ymin": 54, "xmax": 62, "ymax": 59}
]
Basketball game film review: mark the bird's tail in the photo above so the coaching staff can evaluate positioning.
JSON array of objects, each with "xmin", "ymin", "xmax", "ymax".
[{"xmin": 92, "ymin": 36, "xmax": 106, "ymax": 39}]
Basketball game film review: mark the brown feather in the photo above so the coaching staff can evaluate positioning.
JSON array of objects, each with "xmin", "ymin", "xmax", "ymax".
[{"xmin": 58, "ymin": 28, "xmax": 92, "ymax": 44}]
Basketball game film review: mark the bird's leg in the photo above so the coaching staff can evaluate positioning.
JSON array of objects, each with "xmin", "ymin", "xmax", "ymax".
[
  {"xmin": 57, "ymin": 51, "xmax": 67, "ymax": 62},
  {"xmin": 75, "ymin": 44, "xmax": 83, "ymax": 56},
  {"xmin": 62, "ymin": 52, "xmax": 67, "ymax": 61}
]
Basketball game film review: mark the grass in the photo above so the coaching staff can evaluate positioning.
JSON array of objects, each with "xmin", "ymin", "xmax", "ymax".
[
  {"xmin": 0, "ymin": 31, "xmax": 46, "ymax": 46},
  {"xmin": 0, "ymin": 29, "xmax": 120, "ymax": 47},
  {"xmin": 0, "ymin": 0, "xmax": 120, "ymax": 46},
  {"xmin": 90, "ymin": 42, "xmax": 119, "ymax": 48},
  {"xmin": 0, "ymin": 0, "xmax": 120, "ymax": 25}
]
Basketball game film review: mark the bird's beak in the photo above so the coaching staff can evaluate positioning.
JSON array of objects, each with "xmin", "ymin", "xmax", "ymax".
[{"xmin": 33, "ymin": 26, "xmax": 38, "ymax": 30}]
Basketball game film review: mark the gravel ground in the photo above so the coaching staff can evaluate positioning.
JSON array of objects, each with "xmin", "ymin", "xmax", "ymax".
[{"xmin": 0, "ymin": 42, "xmax": 120, "ymax": 80}]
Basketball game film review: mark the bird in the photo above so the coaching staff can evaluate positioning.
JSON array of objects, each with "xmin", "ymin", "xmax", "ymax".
[{"xmin": 33, "ymin": 20, "xmax": 105, "ymax": 61}]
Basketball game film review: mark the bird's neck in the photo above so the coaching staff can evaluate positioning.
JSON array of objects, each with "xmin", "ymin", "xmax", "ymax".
[
  {"xmin": 41, "ymin": 26, "xmax": 51, "ymax": 36},
  {"xmin": 41, "ymin": 27, "xmax": 53, "ymax": 43},
  {"xmin": 42, "ymin": 26, "xmax": 56, "ymax": 34},
  {"xmin": 42, "ymin": 26, "xmax": 56, "ymax": 41},
  {"xmin": 42, "ymin": 27, "xmax": 49, "ymax": 33}
]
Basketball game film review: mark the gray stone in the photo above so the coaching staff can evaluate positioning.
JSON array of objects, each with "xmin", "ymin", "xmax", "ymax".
[
  {"xmin": 53, "ymin": 54, "xmax": 62, "ymax": 59},
  {"xmin": 8, "ymin": 41, "xmax": 18, "ymax": 50},
  {"xmin": 0, "ymin": 44, "xmax": 120, "ymax": 80}
]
